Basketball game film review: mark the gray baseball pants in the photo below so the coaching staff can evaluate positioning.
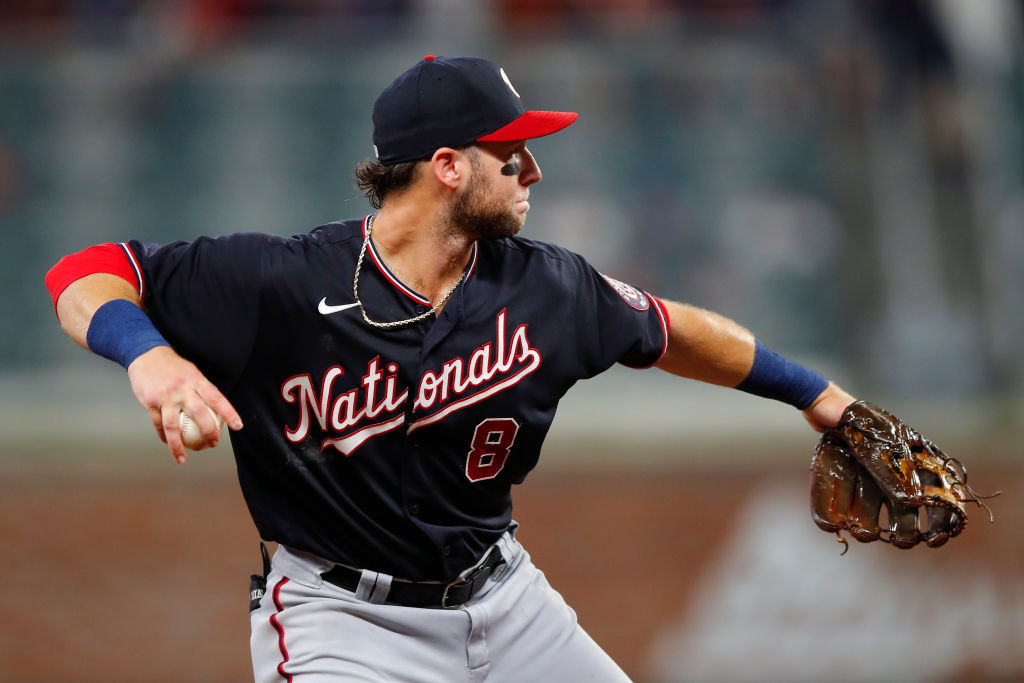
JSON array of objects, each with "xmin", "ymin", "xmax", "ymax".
[{"xmin": 249, "ymin": 530, "xmax": 630, "ymax": 682}]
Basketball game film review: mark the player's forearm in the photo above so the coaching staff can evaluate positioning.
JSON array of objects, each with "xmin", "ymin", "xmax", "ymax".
[
  {"xmin": 55, "ymin": 273, "xmax": 141, "ymax": 350},
  {"xmin": 654, "ymin": 300, "xmax": 756, "ymax": 386},
  {"xmin": 654, "ymin": 299, "xmax": 838, "ymax": 416}
]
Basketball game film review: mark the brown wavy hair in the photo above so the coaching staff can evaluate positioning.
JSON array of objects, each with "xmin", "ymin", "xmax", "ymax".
[
  {"xmin": 353, "ymin": 146, "xmax": 478, "ymax": 209},
  {"xmin": 353, "ymin": 159, "xmax": 422, "ymax": 210}
]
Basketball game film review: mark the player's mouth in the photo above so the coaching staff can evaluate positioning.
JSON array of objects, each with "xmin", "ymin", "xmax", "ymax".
[{"xmin": 514, "ymin": 197, "xmax": 530, "ymax": 213}]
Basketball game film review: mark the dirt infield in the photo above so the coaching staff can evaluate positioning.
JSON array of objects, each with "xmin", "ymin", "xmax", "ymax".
[{"xmin": 0, "ymin": 463, "xmax": 1017, "ymax": 682}]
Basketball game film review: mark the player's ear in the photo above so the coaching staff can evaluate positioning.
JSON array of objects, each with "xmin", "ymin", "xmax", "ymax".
[{"xmin": 429, "ymin": 147, "xmax": 467, "ymax": 191}]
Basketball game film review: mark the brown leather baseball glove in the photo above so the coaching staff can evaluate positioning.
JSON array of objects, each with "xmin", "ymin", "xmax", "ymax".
[{"xmin": 810, "ymin": 400, "xmax": 997, "ymax": 553}]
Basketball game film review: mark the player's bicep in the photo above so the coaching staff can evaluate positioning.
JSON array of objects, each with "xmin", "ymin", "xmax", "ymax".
[{"xmin": 652, "ymin": 300, "xmax": 756, "ymax": 386}]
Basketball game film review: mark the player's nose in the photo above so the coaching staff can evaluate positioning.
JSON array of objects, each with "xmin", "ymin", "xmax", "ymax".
[{"xmin": 519, "ymin": 147, "xmax": 541, "ymax": 187}]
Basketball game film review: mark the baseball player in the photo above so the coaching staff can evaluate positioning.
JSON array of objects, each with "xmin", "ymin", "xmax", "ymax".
[{"xmin": 46, "ymin": 55, "xmax": 854, "ymax": 681}]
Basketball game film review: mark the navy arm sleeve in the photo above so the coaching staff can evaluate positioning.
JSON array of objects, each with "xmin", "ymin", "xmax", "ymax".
[
  {"xmin": 568, "ymin": 252, "xmax": 670, "ymax": 379},
  {"xmin": 125, "ymin": 233, "xmax": 271, "ymax": 392}
]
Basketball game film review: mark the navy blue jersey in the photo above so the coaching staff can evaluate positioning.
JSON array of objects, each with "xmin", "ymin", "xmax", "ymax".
[{"xmin": 126, "ymin": 216, "xmax": 668, "ymax": 580}]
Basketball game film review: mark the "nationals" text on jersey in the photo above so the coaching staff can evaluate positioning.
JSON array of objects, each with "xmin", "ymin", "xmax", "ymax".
[{"xmin": 280, "ymin": 309, "xmax": 542, "ymax": 455}]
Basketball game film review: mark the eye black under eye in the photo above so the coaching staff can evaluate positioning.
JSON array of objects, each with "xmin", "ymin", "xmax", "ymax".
[{"xmin": 500, "ymin": 161, "xmax": 520, "ymax": 176}]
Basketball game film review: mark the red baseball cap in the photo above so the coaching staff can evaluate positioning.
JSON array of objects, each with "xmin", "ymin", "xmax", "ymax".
[{"xmin": 372, "ymin": 55, "xmax": 578, "ymax": 165}]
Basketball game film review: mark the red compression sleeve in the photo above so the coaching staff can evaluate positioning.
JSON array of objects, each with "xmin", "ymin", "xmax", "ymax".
[{"xmin": 44, "ymin": 243, "xmax": 142, "ymax": 315}]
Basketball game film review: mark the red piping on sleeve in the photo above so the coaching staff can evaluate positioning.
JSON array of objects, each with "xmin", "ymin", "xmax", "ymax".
[{"xmin": 651, "ymin": 294, "xmax": 670, "ymax": 364}]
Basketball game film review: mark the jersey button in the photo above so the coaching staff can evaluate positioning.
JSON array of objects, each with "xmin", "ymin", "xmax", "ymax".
[
  {"xmin": 441, "ymin": 546, "xmax": 452, "ymax": 557},
  {"xmin": 410, "ymin": 504, "xmax": 421, "ymax": 516}
]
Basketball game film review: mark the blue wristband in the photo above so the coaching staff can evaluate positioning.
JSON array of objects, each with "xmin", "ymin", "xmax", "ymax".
[
  {"xmin": 735, "ymin": 341, "xmax": 829, "ymax": 410},
  {"xmin": 86, "ymin": 299, "xmax": 170, "ymax": 370}
]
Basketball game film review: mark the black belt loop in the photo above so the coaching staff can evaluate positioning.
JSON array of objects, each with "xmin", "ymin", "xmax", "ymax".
[
  {"xmin": 248, "ymin": 541, "xmax": 271, "ymax": 613},
  {"xmin": 321, "ymin": 546, "xmax": 505, "ymax": 609}
]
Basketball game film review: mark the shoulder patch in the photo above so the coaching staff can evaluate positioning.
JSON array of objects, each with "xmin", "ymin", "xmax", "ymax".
[{"xmin": 600, "ymin": 274, "xmax": 650, "ymax": 311}]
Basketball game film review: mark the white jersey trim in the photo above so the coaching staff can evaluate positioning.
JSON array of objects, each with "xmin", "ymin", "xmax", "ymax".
[
  {"xmin": 118, "ymin": 242, "xmax": 144, "ymax": 300},
  {"xmin": 361, "ymin": 215, "xmax": 478, "ymax": 307}
]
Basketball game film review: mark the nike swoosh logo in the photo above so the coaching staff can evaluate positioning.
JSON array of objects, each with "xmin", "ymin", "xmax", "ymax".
[{"xmin": 318, "ymin": 297, "xmax": 360, "ymax": 315}]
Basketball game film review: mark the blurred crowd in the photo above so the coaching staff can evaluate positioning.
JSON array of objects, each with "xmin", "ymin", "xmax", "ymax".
[
  {"xmin": 2, "ymin": 1, "xmax": 1017, "ymax": 42},
  {"xmin": 0, "ymin": 0, "xmax": 1021, "ymax": 404}
]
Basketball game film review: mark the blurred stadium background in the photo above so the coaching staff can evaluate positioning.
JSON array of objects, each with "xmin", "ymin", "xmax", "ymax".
[{"xmin": 1, "ymin": 1, "xmax": 1022, "ymax": 681}]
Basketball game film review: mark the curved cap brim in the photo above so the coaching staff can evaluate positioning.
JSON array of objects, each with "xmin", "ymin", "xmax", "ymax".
[{"xmin": 478, "ymin": 110, "xmax": 578, "ymax": 142}]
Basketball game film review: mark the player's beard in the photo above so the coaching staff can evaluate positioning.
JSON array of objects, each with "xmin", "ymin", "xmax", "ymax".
[{"xmin": 447, "ymin": 161, "xmax": 524, "ymax": 241}]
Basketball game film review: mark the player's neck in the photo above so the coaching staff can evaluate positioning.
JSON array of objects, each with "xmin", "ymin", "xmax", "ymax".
[{"xmin": 370, "ymin": 204, "xmax": 474, "ymax": 307}]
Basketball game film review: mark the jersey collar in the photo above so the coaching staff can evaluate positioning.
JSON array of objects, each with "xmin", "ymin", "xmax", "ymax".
[{"xmin": 361, "ymin": 215, "xmax": 478, "ymax": 306}]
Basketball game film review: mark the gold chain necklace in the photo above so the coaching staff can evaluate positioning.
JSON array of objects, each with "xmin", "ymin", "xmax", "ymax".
[{"xmin": 353, "ymin": 215, "xmax": 466, "ymax": 329}]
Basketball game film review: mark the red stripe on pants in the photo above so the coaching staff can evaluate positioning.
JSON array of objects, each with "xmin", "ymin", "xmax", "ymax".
[{"xmin": 269, "ymin": 578, "xmax": 292, "ymax": 682}]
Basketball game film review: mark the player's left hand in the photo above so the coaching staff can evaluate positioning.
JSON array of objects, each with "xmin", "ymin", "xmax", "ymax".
[
  {"xmin": 801, "ymin": 382, "xmax": 855, "ymax": 433},
  {"xmin": 809, "ymin": 400, "xmax": 998, "ymax": 552}
]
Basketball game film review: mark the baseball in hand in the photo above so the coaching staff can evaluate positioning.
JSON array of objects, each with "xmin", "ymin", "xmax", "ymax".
[{"xmin": 179, "ymin": 406, "xmax": 225, "ymax": 450}]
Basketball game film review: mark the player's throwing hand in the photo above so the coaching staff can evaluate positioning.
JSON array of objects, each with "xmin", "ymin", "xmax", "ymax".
[{"xmin": 127, "ymin": 345, "xmax": 242, "ymax": 463}]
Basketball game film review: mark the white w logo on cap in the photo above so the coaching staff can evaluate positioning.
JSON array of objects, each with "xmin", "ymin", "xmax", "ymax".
[{"xmin": 499, "ymin": 68, "xmax": 521, "ymax": 98}]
